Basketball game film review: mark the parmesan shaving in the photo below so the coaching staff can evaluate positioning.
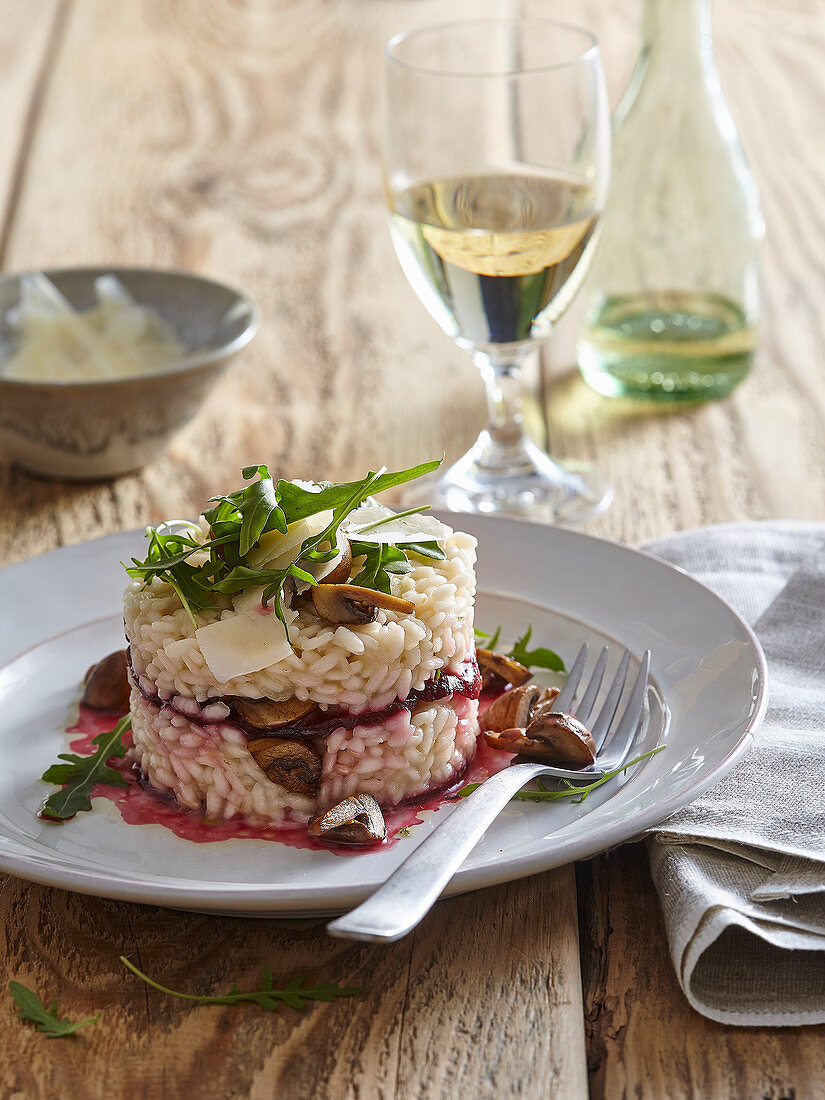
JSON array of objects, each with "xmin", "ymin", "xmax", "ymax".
[{"xmin": 1, "ymin": 273, "xmax": 186, "ymax": 382}]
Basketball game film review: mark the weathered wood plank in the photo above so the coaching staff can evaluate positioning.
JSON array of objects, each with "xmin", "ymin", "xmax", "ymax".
[
  {"xmin": 0, "ymin": 871, "xmax": 585, "ymax": 1100},
  {"xmin": 544, "ymin": 0, "xmax": 825, "ymax": 547},
  {"xmin": 564, "ymin": 0, "xmax": 825, "ymax": 1094},
  {"xmin": 1, "ymin": 0, "xmax": 823, "ymax": 1096},
  {"xmin": 578, "ymin": 847, "xmax": 825, "ymax": 1100},
  {"xmin": 0, "ymin": 0, "xmax": 64, "ymax": 254},
  {"xmin": 0, "ymin": 2, "xmax": 588, "ymax": 1098},
  {"xmin": 0, "ymin": 0, "xmax": 492, "ymax": 568}
]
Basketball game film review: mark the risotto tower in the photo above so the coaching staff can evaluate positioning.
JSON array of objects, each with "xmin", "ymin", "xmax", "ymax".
[{"xmin": 123, "ymin": 464, "xmax": 480, "ymax": 831}]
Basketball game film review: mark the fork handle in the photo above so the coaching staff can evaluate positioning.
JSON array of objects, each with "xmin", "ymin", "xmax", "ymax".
[{"xmin": 326, "ymin": 761, "xmax": 550, "ymax": 943}]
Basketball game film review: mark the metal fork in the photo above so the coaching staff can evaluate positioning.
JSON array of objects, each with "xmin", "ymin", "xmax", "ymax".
[{"xmin": 327, "ymin": 643, "xmax": 651, "ymax": 943}]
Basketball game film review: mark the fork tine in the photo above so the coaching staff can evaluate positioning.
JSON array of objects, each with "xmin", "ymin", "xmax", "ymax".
[
  {"xmin": 553, "ymin": 642, "xmax": 588, "ymax": 713},
  {"xmin": 574, "ymin": 645, "xmax": 608, "ymax": 725},
  {"xmin": 598, "ymin": 650, "xmax": 651, "ymax": 767},
  {"xmin": 589, "ymin": 649, "xmax": 631, "ymax": 750}
]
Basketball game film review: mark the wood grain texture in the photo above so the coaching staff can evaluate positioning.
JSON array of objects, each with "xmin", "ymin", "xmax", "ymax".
[
  {"xmin": 0, "ymin": 870, "xmax": 585, "ymax": 1100},
  {"xmin": 0, "ymin": 0, "xmax": 823, "ymax": 1096},
  {"xmin": 543, "ymin": 0, "xmax": 825, "ymax": 548},
  {"xmin": 0, "ymin": 0, "xmax": 65, "ymax": 256},
  {"xmin": 0, "ymin": 2, "xmax": 588, "ymax": 1098},
  {"xmin": 578, "ymin": 848, "xmax": 825, "ymax": 1100}
]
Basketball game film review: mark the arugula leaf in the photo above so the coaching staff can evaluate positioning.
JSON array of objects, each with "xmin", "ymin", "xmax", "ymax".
[
  {"xmin": 120, "ymin": 957, "xmax": 363, "ymax": 1013},
  {"xmin": 475, "ymin": 625, "xmax": 563, "ymax": 672},
  {"xmin": 9, "ymin": 982, "xmax": 100, "ymax": 1038},
  {"xmin": 125, "ymin": 458, "xmax": 444, "ymax": 639},
  {"xmin": 397, "ymin": 540, "xmax": 446, "ymax": 561},
  {"xmin": 347, "ymin": 505, "xmax": 429, "ymax": 534},
  {"xmin": 458, "ymin": 747, "xmax": 665, "ymax": 805},
  {"xmin": 350, "ymin": 541, "xmax": 412, "ymax": 594},
  {"xmin": 276, "ymin": 459, "xmax": 441, "ymax": 523},
  {"xmin": 211, "ymin": 565, "xmax": 289, "ymax": 596},
  {"xmin": 39, "ymin": 715, "xmax": 130, "ymax": 821},
  {"xmin": 475, "ymin": 625, "xmax": 501, "ymax": 651},
  {"xmin": 508, "ymin": 626, "xmax": 565, "ymax": 673},
  {"xmin": 235, "ymin": 474, "xmax": 287, "ymax": 556}
]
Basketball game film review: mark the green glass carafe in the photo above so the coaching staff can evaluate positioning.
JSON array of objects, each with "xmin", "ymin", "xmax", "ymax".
[{"xmin": 577, "ymin": 0, "xmax": 764, "ymax": 402}]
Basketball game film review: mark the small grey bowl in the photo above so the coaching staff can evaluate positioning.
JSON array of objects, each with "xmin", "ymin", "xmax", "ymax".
[{"xmin": 0, "ymin": 266, "xmax": 258, "ymax": 480}]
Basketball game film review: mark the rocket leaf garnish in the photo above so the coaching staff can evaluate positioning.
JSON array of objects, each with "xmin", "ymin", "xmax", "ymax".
[
  {"xmin": 475, "ymin": 624, "xmax": 565, "ymax": 673},
  {"xmin": 508, "ymin": 625, "xmax": 565, "ymax": 673},
  {"xmin": 458, "ymin": 747, "xmax": 665, "ymax": 805},
  {"xmin": 120, "ymin": 957, "xmax": 363, "ymax": 1013},
  {"xmin": 350, "ymin": 541, "xmax": 413, "ymax": 594},
  {"xmin": 124, "ymin": 459, "xmax": 442, "ymax": 633},
  {"xmin": 9, "ymin": 982, "xmax": 101, "ymax": 1038},
  {"xmin": 39, "ymin": 714, "xmax": 131, "ymax": 821}
]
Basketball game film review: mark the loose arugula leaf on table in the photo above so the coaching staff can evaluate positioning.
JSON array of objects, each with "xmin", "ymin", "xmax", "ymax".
[
  {"xmin": 9, "ymin": 982, "xmax": 100, "ymax": 1038},
  {"xmin": 39, "ymin": 714, "xmax": 131, "ymax": 821},
  {"xmin": 120, "ymin": 957, "xmax": 363, "ymax": 1013},
  {"xmin": 458, "ymin": 747, "xmax": 665, "ymax": 805}
]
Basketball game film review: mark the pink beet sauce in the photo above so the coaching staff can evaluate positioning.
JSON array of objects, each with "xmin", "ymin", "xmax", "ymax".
[{"xmin": 64, "ymin": 691, "xmax": 512, "ymax": 854}]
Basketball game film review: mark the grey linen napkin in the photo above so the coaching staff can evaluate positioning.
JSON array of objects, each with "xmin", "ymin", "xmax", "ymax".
[{"xmin": 643, "ymin": 522, "xmax": 825, "ymax": 1026}]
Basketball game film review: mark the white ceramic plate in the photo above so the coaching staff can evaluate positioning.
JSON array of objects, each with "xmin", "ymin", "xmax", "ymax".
[{"xmin": 0, "ymin": 516, "xmax": 767, "ymax": 916}]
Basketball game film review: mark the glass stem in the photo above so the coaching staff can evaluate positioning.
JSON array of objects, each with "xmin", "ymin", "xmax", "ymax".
[{"xmin": 471, "ymin": 351, "xmax": 538, "ymax": 476}]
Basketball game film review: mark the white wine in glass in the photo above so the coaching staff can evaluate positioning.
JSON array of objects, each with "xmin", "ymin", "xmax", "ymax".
[{"xmin": 383, "ymin": 20, "xmax": 611, "ymax": 522}]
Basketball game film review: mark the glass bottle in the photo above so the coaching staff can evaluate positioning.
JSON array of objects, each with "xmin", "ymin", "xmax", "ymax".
[{"xmin": 577, "ymin": 0, "xmax": 764, "ymax": 402}]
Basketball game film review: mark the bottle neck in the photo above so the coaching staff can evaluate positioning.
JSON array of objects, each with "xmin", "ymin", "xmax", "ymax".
[{"xmin": 642, "ymin": 0, "xmax": 713, "ymax": 63}]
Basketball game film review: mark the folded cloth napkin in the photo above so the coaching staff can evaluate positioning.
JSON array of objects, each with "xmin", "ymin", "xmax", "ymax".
[{"xmin": 643, "ymin": 522, "xmax": 825, "ymax": 1027}]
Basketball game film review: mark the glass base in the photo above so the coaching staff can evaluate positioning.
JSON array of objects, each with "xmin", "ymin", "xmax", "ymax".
[
  {"xmin": 578, "ymin": 292, "xmax": 754, "ymax": 404},
  {"xmin": 579, "ymin": 355, "xmax": 751, "ymax": 404},
  {"xmin": 401, "ymin": 439, "xmax": 612, "ymax": 525}
]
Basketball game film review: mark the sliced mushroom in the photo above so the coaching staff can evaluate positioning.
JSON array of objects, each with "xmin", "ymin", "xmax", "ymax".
[
  {"xmin": 248, "ymin": 737, "xmax": 322, "ymax": 794},
  {"xmin": 482, "ymin": 684, "xmax": 542, "ymax": 733},
  {"xmin": 320, "ymin": 529, "xmax": 353, "ymax": 585},
  {"xmin": 523, "ymin": 687, "xmax": 560, "ymax": 720},
  {"xmin": 311, "ymin": 583, "xmax": 415, "ymax": 625},
  {"xmin": 82, "ymin": 650, "xmax": 131, "ymax": 712},
  {"xmin": 307, "ymin": 793, "xmax": 386, "ymax": 845},
  {"xmin": 482, "ymin": 685, "xmax": 559, "ymax": 733},
  {"xmin": 477, "ymin": 648, "xmax": 533, "ymax": 692},
  {"xmin": 484, "ymin": 710, "xmax": 596, "ymax": 768},
  {"xmin": 231, "ymin": 696, "xmax": 317, "ymax": 730}
]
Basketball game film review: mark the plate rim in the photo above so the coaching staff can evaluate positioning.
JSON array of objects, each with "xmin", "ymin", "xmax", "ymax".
[{"xmin": 0, "ymin": 519, "xmax": 769, "ymax": 914}]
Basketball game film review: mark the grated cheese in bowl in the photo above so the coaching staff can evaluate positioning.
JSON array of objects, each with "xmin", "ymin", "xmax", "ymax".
[{"xmin": 1, "ymin": 272, "xmax": 186, "ymax": 382}]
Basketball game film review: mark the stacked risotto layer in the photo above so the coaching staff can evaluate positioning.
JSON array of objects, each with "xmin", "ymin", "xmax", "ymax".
[{"xmin": 124, "ymin": 530, "xmax": 479, "ymax": 827}]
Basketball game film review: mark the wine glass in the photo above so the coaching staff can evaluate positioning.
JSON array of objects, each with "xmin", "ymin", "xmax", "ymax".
[{"xmin": 382, "ymin": 18, "xmax": 612, "ymax": 522}]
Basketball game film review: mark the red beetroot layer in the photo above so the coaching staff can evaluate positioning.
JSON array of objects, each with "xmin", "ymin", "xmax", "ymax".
[
  {"xmin": 61, "ymin": 693, "xmax": 510, "ymax": 854},
  {"xmin": 127, "ymin": 647, "xmax": 481, "ymax": 740}
]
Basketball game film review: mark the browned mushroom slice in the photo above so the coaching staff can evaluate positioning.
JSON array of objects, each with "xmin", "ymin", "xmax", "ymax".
[
  {"xmin": 527, "ymin": 687, "xmax": 562, "ymax": 723},
  {"xmin": 482, "ymin": 684, "xmax": 542, "ymax": 733},
  {"xmin": 231, "ymin": 696, "xmax": 318, "ymax": 730},
  {"xmin": 521, "ymin": 712, "xmax": 596, "ymax": 767},
  {"xmin": 484, "ymin": 711, "xmax": 596, "ymax": 768},
  {"xmin": 307, "ymin": 794, "xmax": 386, "ymax": 845},
  {"xmin": 320, "ymin": 529, "xmax": 353, "ymax": 585},
  {"xmin": 476, "ymin": 648, "xmax": 533, "ymax": 692},
  {"xmin": 248, "ymin": 738, "xmax": 322, "ymax": 795},
  {"xmin": 311, "ymin": 583, "xmax": 415, "ymax": 625},
  {"xmin": 82, "ymin": 650, "xmax": 131, "ymax": 712}
]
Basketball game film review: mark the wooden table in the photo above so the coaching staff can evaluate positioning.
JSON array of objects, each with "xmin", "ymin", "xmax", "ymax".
[{"xmin": 1, "ymin": 1, "xmax": 823, "ymax": 1096}]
